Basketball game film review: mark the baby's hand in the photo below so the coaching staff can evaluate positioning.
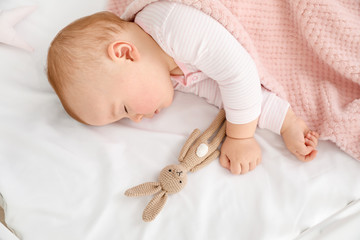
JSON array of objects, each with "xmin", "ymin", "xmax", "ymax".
[
  {"xmin": 219, "ymin": 137, "xmax": 262, "ymax": 175},
  {"xmin": 281, "ymin": 109, "xmax": 320, "ymax": 161}
]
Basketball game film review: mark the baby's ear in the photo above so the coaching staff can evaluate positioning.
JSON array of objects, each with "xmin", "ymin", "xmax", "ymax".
[
  {"xmin": 125, "ymin": 182, "xmax": 161, "ymax": 197},
  {"xmin": 107, "ymin": 41, "xmax": 140, "ymax": 62}
]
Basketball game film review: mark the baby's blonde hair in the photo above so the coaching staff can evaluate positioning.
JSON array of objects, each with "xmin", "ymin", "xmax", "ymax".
[{"xmin": 47, "ymin": 11, "xmax": 127, "ymax": 123}]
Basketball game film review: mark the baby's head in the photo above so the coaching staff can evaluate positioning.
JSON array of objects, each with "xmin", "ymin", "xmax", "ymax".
[{"xmin": 47, "ymin": 11, "xmax": 175, "ymax": 126}]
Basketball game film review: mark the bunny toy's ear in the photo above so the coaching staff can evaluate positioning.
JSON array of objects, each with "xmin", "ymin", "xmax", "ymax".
[
  {"xmin": 143, "ymin": 191, "xmax": 168, "ymax": 222},
  {"xmin": 125, "ymin": 182, "xmax": 162, "ymax": 197}
]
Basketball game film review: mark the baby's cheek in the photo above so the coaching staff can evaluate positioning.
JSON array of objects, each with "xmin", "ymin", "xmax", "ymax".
[{"xmin": 132, "ymin": 94, "xmax": 158, "ymax": 113}]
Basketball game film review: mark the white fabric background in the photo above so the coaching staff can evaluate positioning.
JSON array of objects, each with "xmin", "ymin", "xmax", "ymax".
[{"xmin": 0, "ymin": 0, "xmax": 360, "ymax": 239}]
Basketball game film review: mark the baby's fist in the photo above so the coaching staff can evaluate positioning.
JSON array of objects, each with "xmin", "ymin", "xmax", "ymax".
[{"xmin": 219, "ymin": 137, "xmax": 262, "ymax": 175}]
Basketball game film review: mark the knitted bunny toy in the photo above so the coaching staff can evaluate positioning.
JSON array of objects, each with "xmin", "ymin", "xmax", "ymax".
[{"xmin": 125, "ymin": 109, "xmax": 226, "ymax": 222}]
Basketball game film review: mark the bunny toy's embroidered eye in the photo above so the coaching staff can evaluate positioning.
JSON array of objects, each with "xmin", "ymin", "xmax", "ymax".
[
  {"xmin": 168, "ymin": 169, "xmax": 172, "ymax": 172},
  {"xmin": 179, "ymin": 181, "xmax": 182, "ymax": 183}
]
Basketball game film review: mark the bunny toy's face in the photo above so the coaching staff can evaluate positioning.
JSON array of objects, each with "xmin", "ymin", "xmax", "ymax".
[{"xmin": 159, "ymin": 164, "xmax": 188, "ymax": 194}]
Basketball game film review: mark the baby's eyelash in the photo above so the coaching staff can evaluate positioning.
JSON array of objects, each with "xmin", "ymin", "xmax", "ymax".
[{"xmin": 124, "ymin": 106, "xmax": 128, "ymax": 114}]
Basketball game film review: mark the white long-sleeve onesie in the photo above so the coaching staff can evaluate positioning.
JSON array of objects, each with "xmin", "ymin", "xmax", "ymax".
[{"xmin": 135, "ymin": 1, "xmax": 290, "ymax": 134}]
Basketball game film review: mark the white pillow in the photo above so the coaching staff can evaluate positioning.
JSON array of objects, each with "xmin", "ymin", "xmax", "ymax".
[{"xmin": 0, "ymin": 6, "xmax": 36, "ymax": 51}]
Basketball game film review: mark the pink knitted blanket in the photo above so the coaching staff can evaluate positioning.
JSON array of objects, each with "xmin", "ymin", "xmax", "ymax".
[{"xmin": 107, "ymin": 0, "xmax": 360, "ymax": 160}]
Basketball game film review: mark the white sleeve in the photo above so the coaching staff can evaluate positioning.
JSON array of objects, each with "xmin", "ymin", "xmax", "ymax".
[
  {"xmin": 137, "ymin": 2, "xmax": 262, "ymax": 124},
  {"xmin": 259, "ymin": 88, "xmax": 290, "ymax": 135}
]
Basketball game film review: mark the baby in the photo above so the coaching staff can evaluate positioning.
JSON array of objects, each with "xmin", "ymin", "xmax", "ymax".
[{"xmin": 47, "ymin": 2, "xmax": 319, "ymax": 175}]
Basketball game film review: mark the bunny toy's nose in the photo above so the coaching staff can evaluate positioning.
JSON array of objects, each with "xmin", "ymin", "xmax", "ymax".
[{"xmin": 176, "ymin": 171, "xmax": 183, "ymax": 176}]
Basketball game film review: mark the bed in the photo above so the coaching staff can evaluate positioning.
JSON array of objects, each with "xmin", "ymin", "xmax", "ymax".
[{"xmin": 1, "ymin": 0, "xmax": 360, "ymax": 239}]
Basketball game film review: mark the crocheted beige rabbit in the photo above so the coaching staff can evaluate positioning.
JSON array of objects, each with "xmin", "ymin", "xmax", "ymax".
[{"xmin": 125, "ymin": 109, "xmax": 226, "ymax": 222}]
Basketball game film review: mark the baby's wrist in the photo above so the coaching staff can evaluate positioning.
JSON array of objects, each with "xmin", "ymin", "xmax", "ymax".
[
  {"xmin": 280, "ymin": 108, "xmax": 297, "ymax": 135},
  {"xmin": 226, "ymin": 135, "xmax": 254, "ymax": 141},
  {"xmin": 225, "ymin": 119, "xmax": 257, "ymax": 140}
]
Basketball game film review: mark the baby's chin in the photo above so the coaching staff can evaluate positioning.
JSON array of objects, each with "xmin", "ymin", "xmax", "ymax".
[{"xmin": 89, "ymin": 121, "xmax": 113, "ymax": 126}]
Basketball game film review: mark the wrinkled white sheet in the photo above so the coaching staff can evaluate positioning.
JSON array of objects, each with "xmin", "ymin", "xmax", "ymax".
[{"xmin": 0, "ymin": 0, "xmax": 360, "ymax": 239}]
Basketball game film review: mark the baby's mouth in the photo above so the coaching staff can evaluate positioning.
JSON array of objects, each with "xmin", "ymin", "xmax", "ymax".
[{"xmin": 155, "ymin": 109, "xmax": 160, "ymax": 114}]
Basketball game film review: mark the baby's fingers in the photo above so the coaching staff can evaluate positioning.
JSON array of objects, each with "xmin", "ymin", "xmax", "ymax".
[
  {"xmin": 305, "ymin": 131, "xmax": 319, "ymax": 148},
  {"xmin": 296, "ymin": 144, "xmax": 315, "ymax": 162},
  {"xmin": 240, "ymin": 162, "xmax": 250, "ymax": 174},
  {"xmin": 219, "ymin": 153, "xmax": 230, "ymax": 170},
  {"xmin": 305, "ymin": 136, "xmax": 316, "ymax": 148},
  {"xmin": 230, "ymin": 161, "xmax": 241, "ymax": 175},
  {"xmin": 304, "ymin": 149, "xmax": 318, "ymax": 161},
  {"xmin": 310, "ymin": 131, "xmax": 320, "ymax": 139},
  {"xmin": 249, "ymin": 161, "xmax": 257, "ymax": 171}
]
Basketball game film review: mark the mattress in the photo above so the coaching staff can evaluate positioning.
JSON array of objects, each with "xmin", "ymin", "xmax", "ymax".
[{"xmin": 0, "ymin": 0, "xmax": 359, "ymax": 239}]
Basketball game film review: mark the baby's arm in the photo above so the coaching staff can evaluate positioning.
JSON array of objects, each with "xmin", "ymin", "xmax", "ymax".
[
  {"xmin": 138, "ymin": 3, "xmax": 316, "ymax": 173},
  {"xmin": 219, "ymin": 89, "xmax": 283, "ymax": 175},
  {"xmin": 221, "ymin": 89, "xmax": 320, "ymax": 174},
  {"xmin": 219, "ymin": 89, "xmax": 269, "ymax": 175},
  {"xmin": 258, "ymin": 88, "xmax": 319, "ymax": 161},
  {"xmin": 158, "ymin": 3, "xmax": 263, "ymax": 174}
]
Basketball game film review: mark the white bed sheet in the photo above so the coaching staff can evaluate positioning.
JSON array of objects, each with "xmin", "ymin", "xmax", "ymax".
[{"xmin": 0, "ymin": 0, "xmax": 360, "ymax": 239}]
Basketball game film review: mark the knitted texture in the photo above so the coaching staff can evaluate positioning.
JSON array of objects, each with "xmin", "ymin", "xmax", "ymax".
[
  {"xmin": 125, "ymin": 109, "xmax": 226, "ymax": 221},
  {"xmin": 178, "ymin": 109, "xmax": 225, "ymax": 171},
  {"xmin": 108, "ymin": 0, "xmax": 360, "ymax": 160}
]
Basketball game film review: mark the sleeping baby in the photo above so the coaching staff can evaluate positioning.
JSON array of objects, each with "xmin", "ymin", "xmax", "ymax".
[{"xmin": 46, "ymin": 2, "xmax": 319, "ymax": 175}]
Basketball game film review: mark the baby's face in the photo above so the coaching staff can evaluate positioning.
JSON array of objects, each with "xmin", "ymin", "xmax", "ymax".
[{"xmin": 67, "ymin": 60, "xmax": 174, "ymax": 126}]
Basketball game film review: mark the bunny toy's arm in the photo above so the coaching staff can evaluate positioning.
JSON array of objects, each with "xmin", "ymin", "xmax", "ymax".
[
  {"xmin": 190, "ymin": 150, "xmax": 220, "ymax": 172},
  {"xmin": 178, "ymin": 129, "xmax": 201, "ymax": 162},
  {"xmin": 179, "ymin": 109, "xmax": 225, "ymax": 164},
  {"xmin": 190, "ymin": 119, "xmax": 226, "ymax": 172}
]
